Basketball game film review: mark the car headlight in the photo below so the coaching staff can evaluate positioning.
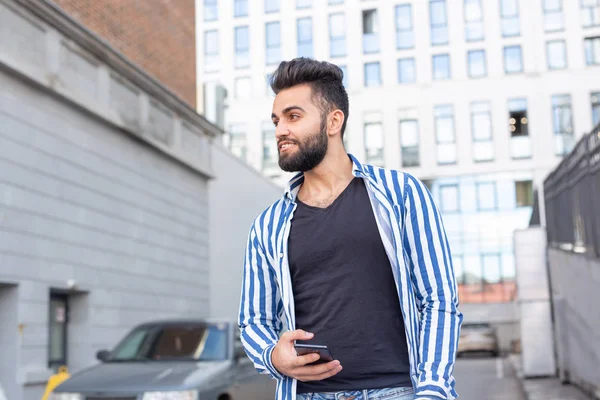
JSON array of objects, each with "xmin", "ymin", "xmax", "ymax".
[
  {"xmin": 48, "ymin": 393, "xmax": 83, "ymax": 400},
  {"xmin": 142, "ymin": 391, "xmax": 198, "ymax": 400}
]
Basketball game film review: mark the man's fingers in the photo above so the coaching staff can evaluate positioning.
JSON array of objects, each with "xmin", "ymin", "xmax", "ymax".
[
  {"xmin": 292, "ymin": 353, "xmax": 321, "ymax": 367},
  {"xmin": 294, "ymin": 360, "xmax": 341, "ymax": 376},
  {"xmin": 295, "ymin": 361, "xmax": 343, "ymax": 382},
  {"xmin": 282, "ymin": 329, "xmax": 314, "ymax": 342}
]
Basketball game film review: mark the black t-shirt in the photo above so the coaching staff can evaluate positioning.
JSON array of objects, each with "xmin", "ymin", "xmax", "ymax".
[{"xmin": 288, "ymin": 177, "xmax": 411, "ymax": 393}]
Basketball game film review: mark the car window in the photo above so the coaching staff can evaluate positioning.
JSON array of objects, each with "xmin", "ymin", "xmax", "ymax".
[{"xmin": 109, "ymin": 323, "xmax": 229, "ymax": 362}]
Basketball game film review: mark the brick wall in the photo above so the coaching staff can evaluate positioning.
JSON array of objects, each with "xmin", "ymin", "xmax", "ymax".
[{"xmin": 53, "ymin": 0, "xmax": 196, "ymax": 107}]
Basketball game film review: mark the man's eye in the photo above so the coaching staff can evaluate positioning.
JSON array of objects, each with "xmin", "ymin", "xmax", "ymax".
[
  {"xmin": 272, "ymin": 120, "xmax": 278, "ymax": 127},
  {"xmin": 290, "ymin": 114, "xmax": 300, "ymax": 120}
]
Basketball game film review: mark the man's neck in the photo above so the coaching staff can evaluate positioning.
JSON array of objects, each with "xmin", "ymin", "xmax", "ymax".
[{"xmin": 299, "ymin": 149, "xmax": 354, "ymax": 199}]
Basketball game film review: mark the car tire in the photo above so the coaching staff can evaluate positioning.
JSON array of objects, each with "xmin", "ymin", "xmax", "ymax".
[{"xmin": 217, "ymin": 394, "xmax": 231, "ymax": 400}]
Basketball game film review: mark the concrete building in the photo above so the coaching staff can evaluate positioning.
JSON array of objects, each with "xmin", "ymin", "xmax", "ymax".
[
  {"xmin": 196, "ymin": 0, "xmax": 600, "ymax": 340},
  {"xmin": 0, "ymin": 0, "xmax": 280, "ymax": 399}
]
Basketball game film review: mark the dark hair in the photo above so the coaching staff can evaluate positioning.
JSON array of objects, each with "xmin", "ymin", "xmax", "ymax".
[{"xmin": 270, "ymin": 58, "xmax": 349, "ymax": 138}]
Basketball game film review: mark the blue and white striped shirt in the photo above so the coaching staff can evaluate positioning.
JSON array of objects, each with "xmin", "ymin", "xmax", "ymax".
[{"xmin": 238, "ymin": 154, "xmax": 463, "ymax": 400}]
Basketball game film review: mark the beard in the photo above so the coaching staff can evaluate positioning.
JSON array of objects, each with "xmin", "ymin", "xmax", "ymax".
[{"xmin": 278, "ymin": 117, "xmax": 328, "ymax": 173}]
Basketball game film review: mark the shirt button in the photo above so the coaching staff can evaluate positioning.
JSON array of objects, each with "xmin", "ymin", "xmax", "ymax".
[{"xmin": 279, "ymin": 253, "xmax": 283, "ymax": 258}]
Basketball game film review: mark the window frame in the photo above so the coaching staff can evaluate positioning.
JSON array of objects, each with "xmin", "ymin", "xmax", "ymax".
[
  {"xmin": 467, "ymin": 49, "xmax": 487, "ymax": 78},
  {"xmin": 429, "ymin": 0, "xmax": 449, "ymax": 46},
  {"xmin": 396, "ymin": 4, "xmax": 415, "ymax": 49},
  {"xmin": 48, "ymin": 292, "xmax": 69, "ymax": 370},
  {"xmin": 476, "ymin": 181, "xmax": 498, "ymax": 211},
  {"xmin": 329, "ymin": 13, "xmax": 347, "ymax": 58},
  {"xmin": 364, "ymin": 61, "xmax": 382, "ymax": 87},
  {"xmin": 432, "ymin": 53, "xmax": 451, "ymax": 80},
  {"xmin": 546, "ymin": 39, "xmax": 567, "ymax": 70},
  {"xmin": 503, "ymin": 45, "xmax": 523, "ymax": 74}
]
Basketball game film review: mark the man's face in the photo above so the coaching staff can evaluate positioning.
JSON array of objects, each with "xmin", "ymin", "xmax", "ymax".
[{"xmin": 271, "ymin": 84, "xmax": 328, "ymax": 173}]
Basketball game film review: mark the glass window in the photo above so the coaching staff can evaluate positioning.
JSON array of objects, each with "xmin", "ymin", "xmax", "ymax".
[
  {"xmin": 235, "ymin": 26, "xmax": 250, "ymax": 69},
  {"xmin": 468, "ymin": 50, "xmax": 487, "ymax": 78},
  {"xmin": 363, "ymin": 9, "xmax": 380, "ymax": 54},
  {"xmin": 508, "ymin": 98, "xmax": 529, "ymax": 135},
  {"xmin": 265, "ymin": 73, "xmax": 274, "ymax": 96},
  {"xmin": 500, "ymin": 0, "xmax": 520, "ymax": 37},
  {"xmin": 592, "ymin": 91, "xmax": 600, "ymax": 126},
  {"xmin": 398, "ymin": 58, "xmax": 416, "ymax": 84},
  {"xmin": 543, "ymin": 0, "xmax": 564, "ymax": 32},
  {"xmin": 471, "ymin": 101, "xmax": 494, "ymax": 162},
  {"xmin": 581, "ymin": 0, "xmax": 600, "ymax": 28},
  {"xmin": 430, "ymin": 0, "xmax": 449, "ymax": 45},
  {"xmin": 204, "ymin": 30, "xmax": 219, "ymax": 72},
  {"xmin": 265, "ymin": 0, "xmax": 280, "ymax": 13},
  {"xmin": 396, "ymin": 4, "xmax": 415, "ymax": 49},
  {"xmin": 435, "ymin": 105, "xmax": 456, "ymax": 165},
  {"xmin": 364, "ymin": 122, "xmax": 384, "ymax": 166},
  {"xmin": 482, "ymin": 254, "xmax": 501, "ymax": 284},
  {"xmin": 364, "ymin": 62, "xmax": 381, "ymax": 87},
  {"xmin": 547, "ymin": 40, "xmax": 567, "ymax": 70},
  {"xmin": 234, "ymin": 0, "xmax": 248, "ymax": 17},
  {"xmin": 339, "ymin": 65, "xmax": 348, "ymax": 88},
  {"xmin": 552, "ymin": 94, "xmax": 574, "ymax": 156},
  {"xmin": 400, "ymin": 119, "xmax": 419, "ymax": 167},
  {"xmin": 297, "ymin": 0, "xmax": 312, "ymax": 9},
  {"xmin": 266, "ymin": 22, "xmax": 281, "ymax": 65},
  {"xmin": 464, "ymin": 0, "xmax": 484, "ymax": 41},
  {"xmin": 329, "ymin": 13, "xmax": 346, "ymax": 58},
  {"xmin": 509, "ymin": 98, "xmax": 531, "ymax": 159},
  {"xmin": 228, "ymin": 123, "xmax": 247, "ymax": 160},
  {"xmin": 585, "ymin": 37, "xmax": 600, "ymax": 65},
  {"xmin": 454, "ymin": 256, "xmax": 465, "ymax": 284},
  {"xmin": 297, "ymin": 18, "xmax": 313, "ymax": 58},
  {"xmin": 234, "ymin": 77, "xmax": 251, "ymax": 100},
  {"xmin": 433, "ymin": 54, "xmax": 451, "ymax": 80},
  {"xmin": 515, "ymin": 180, "xmax": 533, "ymax": 207},
  {"xmin": 476, "ymin": 182, "xmax": 497, "ymax": 210},
  {"xmin": 204, "ymin": 0, "xmax": 218, "ymax": 21},
  {"xmin": 440, "ymin": 184, "xmax": 460, "ymax": 212},
  {"xmin": 504, "ymin": 45, "xmax": 523, "ymax": 74},
  {"xmin": 262, "ymin": 121, "xmax": 278, "ymax": 170},
  {"xmin": 110, "ymin": 323, "xmax": 228, "ymax": 362},
  {"xmin": 49, "ymin": 293, "xmax": 68, "ymax": 370}
]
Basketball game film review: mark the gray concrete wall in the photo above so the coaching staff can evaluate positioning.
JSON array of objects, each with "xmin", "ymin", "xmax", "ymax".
[
  {"xmin": 548, "ymin": 248, "xmax": 600, "ymax": 398},
  {"xmin": 208, "ymin": 144, "xmax": 282, "ymax": 321},
  {"xmin": 0, "ymin": 1, "xmax": 220, "ymax": 399}
]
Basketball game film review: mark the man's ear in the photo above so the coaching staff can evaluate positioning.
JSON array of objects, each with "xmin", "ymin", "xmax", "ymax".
[{"xmin": 328, "ymin": 109, "xmax": 345, "ymax": 137}]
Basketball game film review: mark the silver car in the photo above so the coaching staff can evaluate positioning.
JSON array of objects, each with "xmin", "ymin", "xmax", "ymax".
[{"xmin": 49, "ymin": 319, "xmax": 276, "ymax": 400}]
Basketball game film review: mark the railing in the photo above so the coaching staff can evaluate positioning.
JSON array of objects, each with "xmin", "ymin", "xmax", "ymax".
[{"xmin": 544, "ymin": 123, "xmax": 600, "ymax": 258}]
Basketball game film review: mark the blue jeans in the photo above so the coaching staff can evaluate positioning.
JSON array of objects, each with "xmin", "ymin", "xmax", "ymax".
[{"xmin": 296, "ymin": 386, "xmax": 414, "ymax": 400}]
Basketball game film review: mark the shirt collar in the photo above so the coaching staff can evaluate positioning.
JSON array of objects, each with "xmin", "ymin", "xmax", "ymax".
[{"xmin": 283, "ymin": 153, "xmax": 367, "ymax": 202}]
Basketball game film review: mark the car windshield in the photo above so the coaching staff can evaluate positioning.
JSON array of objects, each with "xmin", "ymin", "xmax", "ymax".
[{"xmin": 108, "ymin": 323, "xmax": 228, "ymax": 362}]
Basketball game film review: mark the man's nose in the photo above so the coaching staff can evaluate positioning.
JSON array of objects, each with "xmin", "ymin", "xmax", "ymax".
[{"xmin": 275, "ymin": 122, "xmax": 290, "ymax": 140}]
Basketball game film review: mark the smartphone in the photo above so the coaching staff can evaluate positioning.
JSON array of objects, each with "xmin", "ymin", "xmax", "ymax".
[{"xmin": 294, "ymin": 343, "xmax": 334, "ymax": 364}]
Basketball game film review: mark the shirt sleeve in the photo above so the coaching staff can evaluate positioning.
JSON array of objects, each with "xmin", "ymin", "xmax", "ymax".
[
  {"xmin": 402, "ymin": 174, "xmax": 463, "ymax": 399},
  {"xmin": 238, "ymin": 223, "xmax": 285, "ymax": 380}
]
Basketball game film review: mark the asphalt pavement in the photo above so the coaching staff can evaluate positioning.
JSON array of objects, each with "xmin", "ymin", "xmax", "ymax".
[{"xmin": 454, "ymin": 354, "xmax": 526, "ymax": 400}]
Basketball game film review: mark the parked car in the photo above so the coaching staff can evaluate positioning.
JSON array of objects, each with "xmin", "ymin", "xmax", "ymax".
[
  {"xmin": 49, "ymin": 319, "xmax": 276, "ymax": 400},
  {"xmin": 457, "ymin": 322, "xmax": 499, "ymax": 357}
]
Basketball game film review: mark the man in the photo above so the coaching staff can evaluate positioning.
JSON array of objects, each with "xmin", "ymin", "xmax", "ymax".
[{"xmin": 238, "ymin": 58, "xmax": 463, "ymax": 400}]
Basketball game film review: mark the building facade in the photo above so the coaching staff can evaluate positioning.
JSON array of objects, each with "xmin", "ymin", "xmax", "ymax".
[
  {"xmin": 54, "ymin": 0, "xmax": 197, "ymax": 107},
  {"xmin": 196, "ymin": 0, "xmax": 600, "ymax": 307}
]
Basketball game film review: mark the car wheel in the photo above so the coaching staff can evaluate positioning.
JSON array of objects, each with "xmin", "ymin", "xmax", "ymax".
[{"xmin": 217, "ymin": 394, "xmax": 231, "ymax": 400}]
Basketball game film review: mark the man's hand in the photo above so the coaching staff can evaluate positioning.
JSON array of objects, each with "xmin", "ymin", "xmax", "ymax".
[{"xmin": 271, "ymin": 330, "xmax": 343, "ymax": 382}]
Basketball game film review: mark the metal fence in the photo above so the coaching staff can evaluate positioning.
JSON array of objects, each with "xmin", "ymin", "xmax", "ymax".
[{"xmin": 544, "ymin": 123, "xmax": 600, "ymax": 258}]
